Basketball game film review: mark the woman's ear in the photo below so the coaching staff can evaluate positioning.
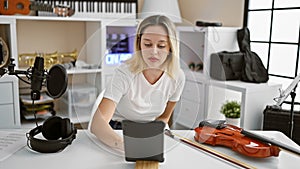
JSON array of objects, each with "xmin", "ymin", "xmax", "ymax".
[{"xmin": 168, "ymin": 48, "xmax": 172, "ymax": 56}]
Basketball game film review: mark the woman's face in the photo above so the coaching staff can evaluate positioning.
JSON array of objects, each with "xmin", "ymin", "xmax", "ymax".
[{"xmin": 140, "ymin": 25, "xmax": 170, "ymax": 69}]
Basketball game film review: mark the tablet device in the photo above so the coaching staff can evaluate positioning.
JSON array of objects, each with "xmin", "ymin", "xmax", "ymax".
[{"xmin": 122, "ymin": 120, "xmax": 165, "ymax": 162}]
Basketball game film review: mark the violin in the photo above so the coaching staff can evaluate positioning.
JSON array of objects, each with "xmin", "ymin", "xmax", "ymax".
[{"xmin": 194, "ymin": 120, "xmax": 280, "ymax": 158}]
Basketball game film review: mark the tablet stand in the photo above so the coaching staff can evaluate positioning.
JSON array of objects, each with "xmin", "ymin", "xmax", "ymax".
[{"xmin": 135, "ymin": 161, "xmax": 159, "ymax": 169}]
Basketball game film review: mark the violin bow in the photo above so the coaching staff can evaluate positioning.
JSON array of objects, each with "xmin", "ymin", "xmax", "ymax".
[
  {"xmin": 241, "ymin": 129, "xmax": 300, "ymax": 156},
  {"xmin": 165, "ymin": 129, "xmax": 256, "ymax": 169}
]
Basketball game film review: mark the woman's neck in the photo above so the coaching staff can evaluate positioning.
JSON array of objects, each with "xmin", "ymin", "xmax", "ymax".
[{"xmin": 142, "ymin": 69, "xmax": 164, "ymax": 85}]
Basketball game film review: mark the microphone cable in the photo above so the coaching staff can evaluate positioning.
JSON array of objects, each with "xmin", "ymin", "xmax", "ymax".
[{"xmin": 31, "ymin": 99, "xmax": 39, "ymax": 127}]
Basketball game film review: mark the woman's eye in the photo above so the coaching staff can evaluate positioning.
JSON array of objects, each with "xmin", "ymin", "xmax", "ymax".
[
  {"xmin": 158, "ymin": 45, "xmax": 166, "ymax": 49},
  {"xmin": 144, "ymin": 43, "xmax": 152, "ymax": 47}
]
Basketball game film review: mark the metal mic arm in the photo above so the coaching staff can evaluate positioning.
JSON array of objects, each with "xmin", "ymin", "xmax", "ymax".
[
  {"xmin": 275, "ymin": 74, "xmax": 300, "ymax": 107},
  {"xmin": 6, "ymin": 58, "xmax": 30, "ymax": 75},
  {"xmin": 0, "ymin": 58, "xmax": 29, "ymax": 76},
  {"xmin": 0, "ymin": 68, "xmax": 7, "ymax": 77},
  {"xmin": 0, "ymin": 58, "xmax": 32, "ymax": 85}
]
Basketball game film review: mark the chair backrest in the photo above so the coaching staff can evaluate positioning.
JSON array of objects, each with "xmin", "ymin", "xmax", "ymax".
[{"xmin": 88, "ymin": 89, "xmax": 105, "ymax": 131}]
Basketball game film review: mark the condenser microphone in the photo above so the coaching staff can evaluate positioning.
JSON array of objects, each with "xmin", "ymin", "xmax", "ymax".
[
  {"xmin": 31, "ymin": 56, "xmax": 45, "ymax": 100},
  {"xmin": 30, "ymin": 57, "xmax": 68, "ymax": 100},
  {"xmin": 2, "ymin": 55, "xmax": 68, "ymax": 100}
]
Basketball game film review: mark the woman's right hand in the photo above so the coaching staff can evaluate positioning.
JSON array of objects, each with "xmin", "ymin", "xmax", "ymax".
[{"xmin": 90, "ymin": 98, "xmax": 124, "ymax": 151}]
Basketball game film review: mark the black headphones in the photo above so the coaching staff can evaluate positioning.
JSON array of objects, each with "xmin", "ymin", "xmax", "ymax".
[{"xmin": 26, "ymin": 116, "xmax": 77, "ymax": 153}]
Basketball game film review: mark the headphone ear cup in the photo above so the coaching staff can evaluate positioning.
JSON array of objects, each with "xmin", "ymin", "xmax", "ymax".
[
  {"xmin": 61, "ymin": 118, "xmax": 73, "ymax": 139},
  {"xmin": 42, "ymin": 116, "xmax": 63, "ymax": 140}
]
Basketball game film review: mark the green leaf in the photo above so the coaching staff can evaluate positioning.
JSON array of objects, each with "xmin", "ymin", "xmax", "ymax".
[{"xmin": 220, "ymin": 100, "xmax": 240, "ymax": 118}]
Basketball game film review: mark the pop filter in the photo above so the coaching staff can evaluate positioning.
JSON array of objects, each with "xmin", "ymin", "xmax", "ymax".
[{"xmin": 46, "ymin": 64, "xmax": 68, "ymax": 99}]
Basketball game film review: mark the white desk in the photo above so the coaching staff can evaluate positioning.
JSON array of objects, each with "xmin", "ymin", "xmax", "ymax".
[{"xmin": 1, "ymin": 130, "xmax": 300, "ymax": 169}]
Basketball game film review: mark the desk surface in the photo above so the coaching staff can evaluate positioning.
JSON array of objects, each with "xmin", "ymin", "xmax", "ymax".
[{"xmin": 1, "ymin": 130, "xmax": 300, "ymax": 169}]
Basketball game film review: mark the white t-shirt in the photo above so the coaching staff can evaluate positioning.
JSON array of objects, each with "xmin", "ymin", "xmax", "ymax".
[{"xmin": 104, "ymin": 64, "xmax": 185, "ymax": 121}]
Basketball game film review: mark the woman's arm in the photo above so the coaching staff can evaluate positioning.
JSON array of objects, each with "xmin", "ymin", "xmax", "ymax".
[
  {"xmin": 156, "ymin": 101, "xmax": 177, "ymax": 124},
  {"xmin": 90, "ymin": 98, "xmax": 124, "ymax": 151}
]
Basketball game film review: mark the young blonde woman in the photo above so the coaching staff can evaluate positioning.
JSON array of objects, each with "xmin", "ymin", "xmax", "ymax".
[{"xmin": 90, "ymin": 15, "xmax": 185, "ymax": 151}]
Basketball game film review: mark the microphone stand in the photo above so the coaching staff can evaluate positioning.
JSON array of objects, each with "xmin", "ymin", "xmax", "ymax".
[
  {"xmin": 288, "ymin": 90, "xmax": 296, "ymax": 138},
  {"xmin": 6, "ymin": 58, "xmax": 32, "ymax": 85},
  {"xmin": 274, "ymin": 74, "xmax": 300, "ymax": 139},
  {"xmin": 2, "ymin": 57, "xmax": 65, "ymax": 124},
  {"xmin": 6, "ymin": 57, "xmax": 46, "ymax": 126}
]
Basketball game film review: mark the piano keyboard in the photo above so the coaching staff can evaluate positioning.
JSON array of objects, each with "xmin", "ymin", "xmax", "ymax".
[{"xmin": 36, "ymin": 0, "xmax": 137, "ymax": 19}]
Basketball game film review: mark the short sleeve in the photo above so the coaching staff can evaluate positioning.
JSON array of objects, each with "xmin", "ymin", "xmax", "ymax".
[
  {"xmin": 103, "ymin": 65, "xmax": 133, "ymax": 103},
  {"xmin": 169, "ymin": 70, "xmax": 186, "ymax": 102}
]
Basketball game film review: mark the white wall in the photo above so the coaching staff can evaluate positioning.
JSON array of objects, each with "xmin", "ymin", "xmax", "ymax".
[{"xmin": 138, "ymin": 0, "xmax": 245, "ymax": 27}]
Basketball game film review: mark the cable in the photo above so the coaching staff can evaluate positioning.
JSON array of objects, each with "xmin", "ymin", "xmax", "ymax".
[
  {"xmin": 15, "ymin": 74, "xmax": 31, "ymax": 85},
  {"xmin": 31, "ymin": 99, "xmax": 39, "ymax": 127}
]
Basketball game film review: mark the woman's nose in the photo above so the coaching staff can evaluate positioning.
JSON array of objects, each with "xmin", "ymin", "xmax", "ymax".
[{"xmin": 151, "ymin": 46, "xmax": 159, "ymax": 55}]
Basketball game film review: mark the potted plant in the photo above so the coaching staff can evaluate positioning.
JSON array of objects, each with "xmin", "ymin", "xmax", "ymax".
[{"xmin": 220, "ymin": 100, "xmax": 241, "ymax": 126}]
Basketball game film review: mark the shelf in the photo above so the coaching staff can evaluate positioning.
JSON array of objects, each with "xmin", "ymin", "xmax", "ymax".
[
  {"xmin": 186, "ymin": 71, "xmax": 281, "ymax": 94},
  {"xmin": 10, "ymin": 67, "xmax": 102, "ymax": 77},
  {"xmin": 174, "ymin": 26, "xmax": 283, "ymax": 130},
  {"xmin": 208, "ymin": 79, "xmax": 281, "ymax": 94},
  {"xmin": 0, "ymin": 15, "xmax": 137, "ymax": 128},
  {"xmin": 0, "ymin": 15, "xmax": 103, "ymax": 22},
  {"xmin": 67, "ymin": 68, "xmax": 102, "ymax": 74},
  {"xmin": 57, "ymin": 98, "xmax": 93, "ymax": 124},
  {"xmin": 177, "ymin": 25, "xmax": 241, "ymax": 33},
  {"xmin": 56, "ymin": 83, "xmax": 97, "ymax": 124},
  {"xmin": 55, "ymin": 104, "xmax": 91, "ymax": 124},
  {"xmin": 0, "ymin": 15, "xmax": 138, "ymax": 24}
]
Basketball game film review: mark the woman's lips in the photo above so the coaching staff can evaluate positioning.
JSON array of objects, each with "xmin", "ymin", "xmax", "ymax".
[{"xmin": 149, "ymin": 57, "xmax": 159, "ymax": 62}]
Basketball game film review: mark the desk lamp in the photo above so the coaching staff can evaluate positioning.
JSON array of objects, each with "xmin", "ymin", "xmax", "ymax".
[{"xmin": 140, "ymin": 0, "xmax": 182, "ymax": 23}]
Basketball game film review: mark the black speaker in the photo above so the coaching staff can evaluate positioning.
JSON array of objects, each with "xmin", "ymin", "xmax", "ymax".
[
  {"xmin": 26, "ymin": 116, "xmax": 77, "ymax": 153},
  {"xmin": 263, "ymin": 105, "xmax": 300, "ymax": 145}
]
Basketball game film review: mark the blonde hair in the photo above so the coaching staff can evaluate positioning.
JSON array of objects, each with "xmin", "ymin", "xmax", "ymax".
[{"xmin": 126, "ymin": 15, "xmax": 180, "ymax": 79}]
